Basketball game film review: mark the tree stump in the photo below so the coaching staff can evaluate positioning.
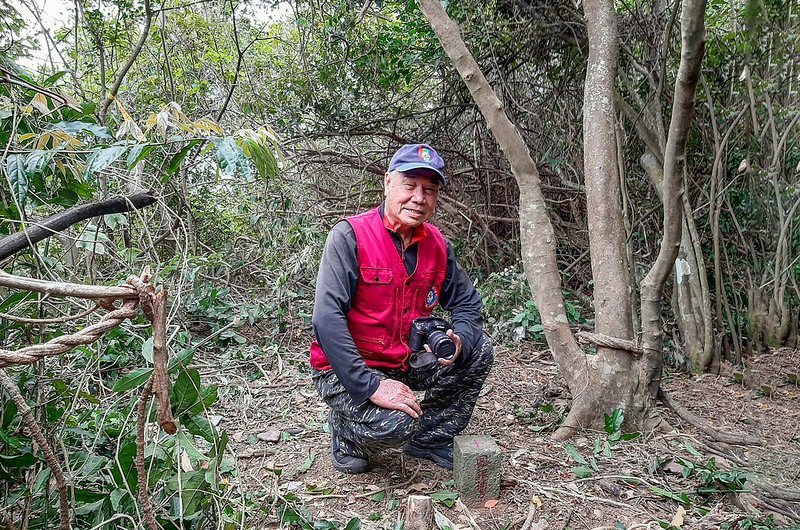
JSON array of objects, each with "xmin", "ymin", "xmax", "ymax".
[{"xmin": 404, "ymin": 495, "xmax": 434, "ymax": 530}]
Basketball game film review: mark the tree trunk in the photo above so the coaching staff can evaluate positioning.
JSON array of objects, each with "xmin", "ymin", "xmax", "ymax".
[
  {"xmin": 562, "ymin": 0, "xmax": 642, "ymax": 435},
  {"xmin": 419, "ymin": 0, "xmax": 707, "ymax": 437},
  {"xmin": 417, "ymin": 0, "xmax": 587, "ymax": 396}
]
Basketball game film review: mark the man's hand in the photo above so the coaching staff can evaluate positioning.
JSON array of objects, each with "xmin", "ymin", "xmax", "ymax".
[
  {"xmin": 368, "ymin": 379, "xmax": 423, "ymax": 418},
  {"xmin": 429, "ymin": 329, "xmax": 462, "ymax": 367}
]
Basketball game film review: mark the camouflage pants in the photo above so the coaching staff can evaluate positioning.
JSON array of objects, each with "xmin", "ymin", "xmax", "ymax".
[{"xmin": 312, "ymin": 335, "xmax": 494, "ymax": 459}]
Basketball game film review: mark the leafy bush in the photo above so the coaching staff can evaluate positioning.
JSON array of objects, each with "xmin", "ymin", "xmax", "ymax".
[{"xmin": 478, "ymin": 264, "xmax": 586, "ymax": 342}]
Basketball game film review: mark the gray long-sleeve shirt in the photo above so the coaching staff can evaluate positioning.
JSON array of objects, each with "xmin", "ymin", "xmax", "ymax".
[{"xmin": 311, "ymin": 206, "xmax": 484, "ymax": 405}]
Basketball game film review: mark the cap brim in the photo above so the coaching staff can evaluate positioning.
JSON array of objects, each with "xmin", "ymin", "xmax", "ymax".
[{"xmin": 394, "ymin": 163, "xmax": 447, "ymax": 184}]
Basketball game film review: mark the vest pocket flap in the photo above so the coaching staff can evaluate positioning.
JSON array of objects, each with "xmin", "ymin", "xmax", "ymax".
[{"xmin": 361, "ymin": 267, "xmax": 393, "ymax": 284}]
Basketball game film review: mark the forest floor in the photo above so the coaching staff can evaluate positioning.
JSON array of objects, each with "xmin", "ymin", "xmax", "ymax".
[{"xmin": 207, "ymin": 334, "xmax": 800, "ymax": 530}]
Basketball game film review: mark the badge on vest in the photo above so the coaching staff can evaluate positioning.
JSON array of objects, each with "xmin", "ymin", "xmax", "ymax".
[{"xmin": 425, "ymin": 286, "xmax": 439, "ymax": 309}]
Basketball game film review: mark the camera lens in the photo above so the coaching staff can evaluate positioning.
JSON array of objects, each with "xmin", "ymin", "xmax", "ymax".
[{"xmin": 428, "ymin": 330, "xmax": 456, "ymax": 359}]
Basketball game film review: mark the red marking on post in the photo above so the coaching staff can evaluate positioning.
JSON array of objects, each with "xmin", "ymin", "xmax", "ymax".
[
  {"xmin": 473, "ymin": 439, "xmax": 482, "ymax": 448},
  {"xmin": 476, "ymin": 454, "xmax": 488, "ymax": 498}
]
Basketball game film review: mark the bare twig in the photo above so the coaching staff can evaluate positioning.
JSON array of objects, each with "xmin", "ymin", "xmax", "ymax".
[{"xmin": 100, "ymin": 0, "xmax": 152, "ymax": 118}]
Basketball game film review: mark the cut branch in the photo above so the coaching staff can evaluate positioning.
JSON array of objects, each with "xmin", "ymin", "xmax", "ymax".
[
  {"xmin": 0, "ymin": 271, "xmax": 137, "ymax": 300},
  {"xmin": 0, "ymin": 192, "xmax": 157, "ymax": 261}
]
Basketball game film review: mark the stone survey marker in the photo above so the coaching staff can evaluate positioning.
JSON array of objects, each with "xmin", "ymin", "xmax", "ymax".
[{"xmin": 453, "ymin": 435, "xmax": 501, "ymax": 504}]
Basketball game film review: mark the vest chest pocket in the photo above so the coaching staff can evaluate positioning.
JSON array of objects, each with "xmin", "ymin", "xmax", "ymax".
[{"xmin": 360, "ymin": 267, "xmax": 393, "ymax": 285}]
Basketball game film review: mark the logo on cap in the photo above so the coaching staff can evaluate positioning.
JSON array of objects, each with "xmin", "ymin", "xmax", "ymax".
[{"xmin": 418, "ymin": 146, "xmax": 432, "ymax": 162}]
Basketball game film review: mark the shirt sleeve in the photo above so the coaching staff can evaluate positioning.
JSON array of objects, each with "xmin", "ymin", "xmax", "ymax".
[
  {"xmin": 311, "ymin": 221, "xmax": 381, "ymax": 404},
  {"xmin": 439, "ymin": 240, "xmax": 484, "ymax": 360}
]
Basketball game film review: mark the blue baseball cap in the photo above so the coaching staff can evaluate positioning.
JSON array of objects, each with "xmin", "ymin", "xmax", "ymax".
[{"xmin": 388, "ymin": 144, "xmax": 447, "ymax": 185}]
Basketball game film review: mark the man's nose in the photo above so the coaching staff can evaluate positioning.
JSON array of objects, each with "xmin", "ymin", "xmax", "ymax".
[{"xmin": 411, "ymin": 188, "xmax": 425, "ymax": 202}]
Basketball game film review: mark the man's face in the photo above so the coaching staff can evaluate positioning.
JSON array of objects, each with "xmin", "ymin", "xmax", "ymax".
[{"xmin": 384, "ymin": 171, "xmax": 441, "ymax": 230}]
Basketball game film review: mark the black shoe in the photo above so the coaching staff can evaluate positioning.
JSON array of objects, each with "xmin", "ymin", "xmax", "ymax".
[
  {"xmin": 331, "ymin": 446, "xmax": 369, "ymax": 474},
  {"xmin": 329, "ymin": 412, "xmax": 369, "ymax": 474},
  {"xmin": 404, "ymin": 442, "xmax": 454, "ymax": 470}
]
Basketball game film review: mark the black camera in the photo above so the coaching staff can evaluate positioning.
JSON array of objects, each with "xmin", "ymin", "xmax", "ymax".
[{"xmin": 408, "ymin": 317, "xmax": 456, "ymax": 368}]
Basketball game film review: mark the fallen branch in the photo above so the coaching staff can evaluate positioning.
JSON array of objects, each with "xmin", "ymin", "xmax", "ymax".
[
  {"xmin": 0, "ymin": 192, "xmax": 157, "ymax": 261},
  {"xmin": 0, "ymin": 271, "xmax": 138, "ymax": 300},
  {"xmin": 0, "ymin": 369, "xmax": 70, "ymax": 530},
  {"xmin": 658, "ymin": 389, "xmax": 764, "ymax": 446},
  {"xmin": 151, "ymin": 289, "xmax": 176, "ymax": 434}
]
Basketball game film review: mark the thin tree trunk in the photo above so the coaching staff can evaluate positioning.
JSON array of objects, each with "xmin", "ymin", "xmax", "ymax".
[{"xmin": 639, "ymin": 0, "xmax": 708, "ymax": 401}]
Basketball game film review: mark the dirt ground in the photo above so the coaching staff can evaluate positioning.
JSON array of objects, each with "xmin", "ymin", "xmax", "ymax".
[{"xmin": 208, "ymin": 337, "xmax": 800, "ymax": 530}]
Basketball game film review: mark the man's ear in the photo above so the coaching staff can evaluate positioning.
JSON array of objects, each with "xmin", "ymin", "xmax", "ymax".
[{"xmin": 384, "ymin": 172, "xmax": 391, "ymax": 195}]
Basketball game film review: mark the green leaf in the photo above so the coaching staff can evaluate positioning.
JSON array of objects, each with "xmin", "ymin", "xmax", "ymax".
[
  {"xmin": 0, "ymin": 452, "xmax": 37, "ymax": 473},
  {"xmin": 430, "ymin": 490, "xmax": 459, "ymax": 508},
  {"xmin": 126, "ymin": 144, "xmax": 154, "ymax": 169},
  {"xmin": 141, "ymin": 336, "xmax": 154, "ymax": 363},
  {"xmin": 33, "ymin": 468, "xmax": 51, "ymax": 493},
  {"xmin": 213, "ymin": 137, "xmax": 251, "ymax": 181},
  {"xmin": 684, "ymin": 442, "xmax": 702, "ymax": 457},
  {"xmin": 343, "ymin": 518, "xmax": 362, "ymax": 530},
  {"xmin": 50, "ymin": 121, "xmax": 112, "ymax": 139},
  {"xmin": 298, "ymin": 451, "xmax": 315, "ymax": 473},
  {"xmin": 83, "ymin": 145, "xmax": 127, "ymax": 177},
  {"xmin": 172, "ymin": 368, "xmax": 202, "ymax": 415},
  {"xmin": 110, "ymin": 442, "xmax": 137, "ymax": 491},
  {"xmin": 368, "ymin": 491, "xmax": 386, "ymax": 502},
  {"xmin": 604, "ymin": 409, "xmax": 625, "ymax": 436},
  {"xmin": 564, "ymin": 444, "xmax": 588, "ymax": 465},
  {"xmin": 167, "ymin": 470, "xmax": 207, "ymax": 517},
  {"xmin": 112, "ymin": 367, "xmax": 153, "ymax": 393},
  {"xmin": 0, "ymin": 291, "xmax": 34, "ymax": 312},
  {"xmin": 169, "ymin": 347, "xmax": 195, "ymax": 373},
  {"xmin": 77, "ymin": 454, "xmax": 108, "ymax": 478},
  {"xmin": 25, "ymin": 149, "xmax": 56, "ymax": 176},
  {"xmin": 7, "ymin": 154, "xmax": 29, "ymax": 206},
  {"xmin": 243, "ymin": 138, "xmax": 278, "ymax": 180},
  {"xmin": 183, "ymin": 415, "xmax": 215, "ymax": 442},
  {"xmin": 74, "ymin": 497, "xmax": 106, "ymax": 515},
  {"xmin": 571, "ymin": 466, "xmax": 594, "ymax": 478},
  {"xmin": 42, "ymin": 71, "xmax": 67, "ymax": 86},
  {"xmin": 177, "ymin": 431, "xmax": 209, "ymax": 465},
  {"xmin": 163, "ymin": 139, "xmax": 201, "ymax": 180},
  {"xmin": 110, "ymin": 488, "xmax": 127, "ymax": 511},
  {"xmin": 649, "ymin": 486, "xmax": 691, "ymax": 505}
]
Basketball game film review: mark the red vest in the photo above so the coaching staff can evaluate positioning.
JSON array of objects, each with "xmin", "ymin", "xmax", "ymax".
[{"xmin": 310, "ymin": 208, "xmax": 448, "ymax": 371}]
